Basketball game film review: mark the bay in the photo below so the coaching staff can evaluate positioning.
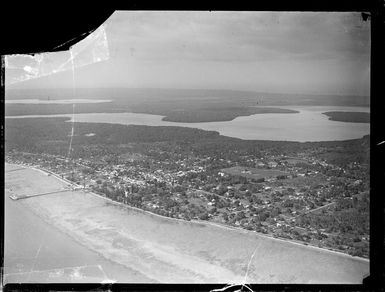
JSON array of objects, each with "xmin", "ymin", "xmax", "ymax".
[{"xmin": 6, "ymin": 105, "xmax": 370, "ymax": 142}]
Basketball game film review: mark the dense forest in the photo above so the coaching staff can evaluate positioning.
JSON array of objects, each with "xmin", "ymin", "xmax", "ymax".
[
  {"xmin": 6, "ymin": 87, "xmax": 369, "ymax": 123},
  {"xmin": 161, "ymin": 107, "xmax": 298, "ymax": 123},
  {"xmin": 5, "ymin": 100, "xmax": 298, "ymax": 123},
  {"xmin": 5, "ymin": 116, "xmax": 371, "ymax": 257},
  {"xmin": 4, "ymin": 103, "xmax": 127, "ymax": 116},
  {"xmin": 323, "ymin": 111, "xmax": 370, "ymax": 123}
]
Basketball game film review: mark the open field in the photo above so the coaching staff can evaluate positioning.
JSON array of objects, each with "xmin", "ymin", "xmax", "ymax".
[
  {"xmin": 222, "ymin": 166, "xmax": 289, "ymax": 180},
  {"xmin": 283, "ymin": 157, "xmax": 311, "ymax": 165},
  {"xmin": 5, "ymin": 164, "xmax": 369, "ymax": 283}
]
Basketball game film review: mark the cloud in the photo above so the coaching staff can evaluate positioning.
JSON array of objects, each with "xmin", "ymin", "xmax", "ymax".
[
  {"xmin": 104, "ymin": 11, "xmax": 370, "ymax": 63},
  {"xmin": 7, "ymin": 11, "xmax": 370, "ymax": 96}
]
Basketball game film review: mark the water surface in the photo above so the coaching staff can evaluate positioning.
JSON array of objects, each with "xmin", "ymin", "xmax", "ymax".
[
  {"xmin": 6, "ymin": 106, "xmax": 370, "ymax": 142},
  {"xmin": 4, "ymin": 164, "xmax": 152, "ymax": 284},
  {"xmin": 4, "ymin": 163, "xmax": 369, "ymax": 284}
]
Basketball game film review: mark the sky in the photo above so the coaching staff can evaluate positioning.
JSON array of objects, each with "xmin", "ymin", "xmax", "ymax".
[{"xmin": 6, "ymin": 11, "xmax": 371, "ymax": 96}]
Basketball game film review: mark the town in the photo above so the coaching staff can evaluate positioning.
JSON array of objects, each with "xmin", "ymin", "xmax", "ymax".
[{"xmin": 6, "ymin": 136, "xmax": 369, "ymax": 258}]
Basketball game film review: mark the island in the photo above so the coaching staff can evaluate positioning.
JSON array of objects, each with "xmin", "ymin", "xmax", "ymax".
[
  {"xmin": 323, "ymin": 111, "xmax": 370, "ymax": 123},
  {"xmin": 161, "ymin": 107, "xmax": 299, "ymax": 123}
]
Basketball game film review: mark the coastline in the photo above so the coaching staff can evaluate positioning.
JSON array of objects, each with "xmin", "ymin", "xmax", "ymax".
[
  {"xmin": 20, "ymin": 163, "xmax": 368, "ymax": 262},
  {"xmin": 4, "ymin": 105, "xmax": 370, "ymax": 142},
  {"xmin": 5, "ymin": 163, "xmax": 369, "ymax": 283},
  {"xmin": 4, "ymin": 163, "xmax": 155, "ymax": 284},
  {"xmin": 322, "ymin": 111, "xmax": 370, "ymax": 123}
]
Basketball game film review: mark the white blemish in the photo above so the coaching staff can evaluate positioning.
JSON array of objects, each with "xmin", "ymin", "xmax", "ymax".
[{"xmin": 4, "ymin": 24, "xmax": 109, "ymax": 85}]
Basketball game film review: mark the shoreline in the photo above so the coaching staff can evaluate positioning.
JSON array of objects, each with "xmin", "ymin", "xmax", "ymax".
[
  {"xmin": 4, "ymin": 165, "xmax": 156, "ymax": 283},
  {"xmin": 5, "ymin": 163, "xmax": 369, "ymax": 283},
  {"xmin": 322, "ymin": 111, "xmax": 370, "ymax": 123},
  {"xmin": 7, "ymin": 162, "xmax": 369, "ymax": 263},
  {"xmin": 4, "ymin": 105, "xmax": 370, "ymax": 142}
]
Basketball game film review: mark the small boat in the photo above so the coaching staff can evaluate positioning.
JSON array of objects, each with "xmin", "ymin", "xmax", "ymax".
[{"xmin": 9, "ymin": 195, "xmax": 19, "ymax": 200}]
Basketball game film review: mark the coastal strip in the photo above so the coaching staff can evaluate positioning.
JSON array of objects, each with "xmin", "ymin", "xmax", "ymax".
[
  {"xmin": 5, "ymin": 163, "xmax": 370, "ymax": 283},
  {"xmin": 8, "ymin": 163, "xmax": 369, "ymax": 263}
]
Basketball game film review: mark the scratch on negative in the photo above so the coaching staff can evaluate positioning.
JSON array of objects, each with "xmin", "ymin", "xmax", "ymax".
[
  {"xmin": 211, "ymin": 241, "xmax": 260, "ymax": 292},
  {"xmin": 26, "ymin": 224, "xmax": 48, "ymax": 281}
]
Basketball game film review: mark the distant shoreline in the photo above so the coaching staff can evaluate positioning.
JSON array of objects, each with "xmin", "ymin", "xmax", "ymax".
[
  {"xmin": 160, "ymin": 107, "xmax": 299, "ymax": 123},
  {"xmin": 5, "ymin": 99, "xmax": 112, "ymax": 104},
  {"xmin": 4, "ymin": 105, "xmax": 370, "ymax": 142},
  {"xmin": 322, "ymin": 111, "xmax": 370, "ymax": 123},
  {"xmin": 4, "ymin": 105, "xmax": 300, "ymax": 122}
]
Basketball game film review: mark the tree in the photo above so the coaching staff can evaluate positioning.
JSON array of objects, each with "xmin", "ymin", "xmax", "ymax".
[
  {"xmin": 239, "ymin": 184, "xmax": 247, "ymax": 191},
  {"xmin": 157, "ymin": 187, "xmax": 166, "ymax": 196},
  {"xmin": 199, "ymin": 212, "xmax": 209, "ymax": 220},
  {"xmin": 259, "ymin": 211, "xmax": 269, "ymax": 222},
  {"xmin": 283, "ymin": 200, "xmax": 293, "ymax": 208},
  {"xmin": 236, "ymin": 211, "xmax": 246, "ymax": 221},
  {"xmin": 217, "ymin": 184, "xmax": 227, "ymax": 196},
  {"xmin": 252, "ymin": 196, "xmax": 263, "ymax": 205},
  {"xmin": 271, "ymin": 207, "xmax": 281, "ymax": 217}
]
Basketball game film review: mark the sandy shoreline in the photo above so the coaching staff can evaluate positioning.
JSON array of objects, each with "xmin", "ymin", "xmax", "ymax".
[
  {"xmin": 5, "ymin": 163, "xmax": 369, "ymax": 283},
  {"xmin": 5, "ymin": 163, "xmax": 155, "ymax": 284},
  {"xmin": 23, "ymin": 163, "xmax": 369, "ymax": 263}
]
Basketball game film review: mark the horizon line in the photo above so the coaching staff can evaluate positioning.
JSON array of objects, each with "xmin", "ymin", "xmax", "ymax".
[{"xmin": 4, "ymin": 87, "xmax": 370, "ymax": 98}]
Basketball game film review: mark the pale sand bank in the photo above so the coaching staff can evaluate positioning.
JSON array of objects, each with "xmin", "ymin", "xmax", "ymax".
[
  {"xmin": 4, "ymin": 164, "xmax": 153, "ymax": 284},
  {"xmin": 5, "ymin": 164, "xmax": 369, "ymax": 283}
]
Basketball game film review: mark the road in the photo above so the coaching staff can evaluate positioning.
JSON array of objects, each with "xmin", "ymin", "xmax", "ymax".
[{"xmin": 296, "ymin": 202, "xmax": 336, "ymax": 218}]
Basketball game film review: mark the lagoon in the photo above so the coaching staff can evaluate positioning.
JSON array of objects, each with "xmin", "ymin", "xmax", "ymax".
[{"xmin": 6, "ymin": 106, "xmax": 370, "ymax": 142}]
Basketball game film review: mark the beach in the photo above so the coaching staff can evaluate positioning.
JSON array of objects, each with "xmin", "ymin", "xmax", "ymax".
[{"xmin": 5, "ymin": 163, "xmax": 369, "ymax": 284}]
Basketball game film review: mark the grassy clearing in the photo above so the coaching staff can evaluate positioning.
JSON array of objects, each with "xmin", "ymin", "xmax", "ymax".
[{"xmin": 222, "ymin": 166, "xmax": 289, "ymax": 180}]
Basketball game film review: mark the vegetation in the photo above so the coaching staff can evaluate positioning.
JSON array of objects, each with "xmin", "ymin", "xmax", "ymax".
[
  {"xmin": 323, "ymin": 111, "xmax": 370, "ymax": 123},
  {"xmin": 5, "ymin": 117, "xmax": 370, "ymax": 167},
  {"xmin": 5, "ymin": 103, "xmax": 127, "ymax": 116},
  {"xmin": 5, "ymin": 116, "xmax": 370, "ymax": 258},
  {"xmin": 296, "ymin": 191, "xmax": 369, "ymax": 257},
  {"xmin": 161, "ymin": 107, "xmax": 298, "ymax": 123},
  {"xmin": 6, "ymin": 88, "xmax": 368, "ymax": 123},
  {"xmin": 221, "ymin": 166, "xmax": 289, "ymax": 180}
]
